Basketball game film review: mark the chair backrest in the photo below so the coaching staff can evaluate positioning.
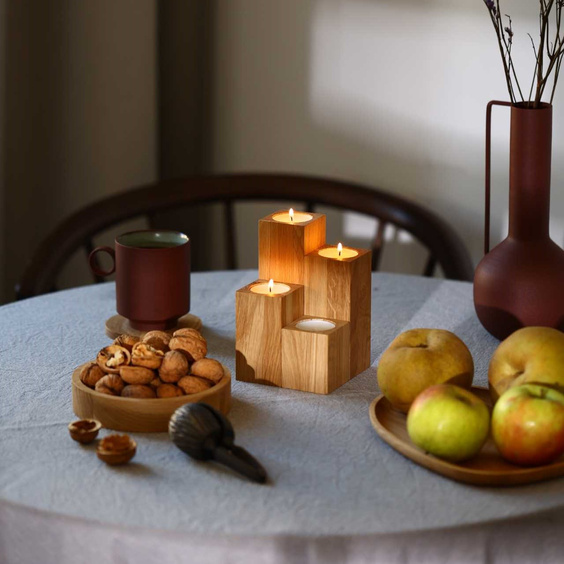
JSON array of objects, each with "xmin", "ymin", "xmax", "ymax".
[{"xmin": 15, "ymin": 173, "xmax": 474, "ymax": 299}]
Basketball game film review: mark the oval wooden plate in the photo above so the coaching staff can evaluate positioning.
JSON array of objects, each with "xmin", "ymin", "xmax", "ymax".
[
  {"xmin": 72, "ymin": 363, "xmax": 231, "ymax": 433},
  {"xmin": 369, "ymin": 386, "xmax": 564, "ymax": 487}
]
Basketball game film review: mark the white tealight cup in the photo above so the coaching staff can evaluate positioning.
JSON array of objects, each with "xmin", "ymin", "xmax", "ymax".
[{"xmin": 295, "ymin": 319, "xmax": 336, "ymax": 332}]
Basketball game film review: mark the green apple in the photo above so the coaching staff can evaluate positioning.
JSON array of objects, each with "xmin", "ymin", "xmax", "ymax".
[
  {"xmin": 407, "ymin": 384, "xmax": 490, "ymax": 462},
  {"xmin": 377, "ymin": 328, "xmax": 474, "ymax": 413},
  {"xmin": 492, "ymin": 384, "xmax": 564, "ymax": 466},
  {"xmin": 489, "ymin": 326, "xmax": 564, "ymax": 402}
]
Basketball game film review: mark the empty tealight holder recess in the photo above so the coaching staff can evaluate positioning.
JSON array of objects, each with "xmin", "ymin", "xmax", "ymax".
[{"xmin": 281, "ymin": 316, "xmax": 350, "ymax": 394}]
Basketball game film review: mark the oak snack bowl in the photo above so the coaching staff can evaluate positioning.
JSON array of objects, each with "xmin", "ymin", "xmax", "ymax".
[
  {"xmin": 72, "ymin": 363, "xmax": 231, "ymax": 433},
  {"xmin": 68, "ymin": 419, "xmax": 102, "ymax": 444}
]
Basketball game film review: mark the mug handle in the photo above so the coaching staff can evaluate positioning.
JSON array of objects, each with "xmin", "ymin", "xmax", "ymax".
[{"xmin": 89, "ymin": 246, "xmax": 116, "ymax": 277}]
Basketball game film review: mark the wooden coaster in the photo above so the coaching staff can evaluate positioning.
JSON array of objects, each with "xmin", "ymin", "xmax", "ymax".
[{"xmin": 105, "ymin": 313, "xmax": 203, "ymax": 340}]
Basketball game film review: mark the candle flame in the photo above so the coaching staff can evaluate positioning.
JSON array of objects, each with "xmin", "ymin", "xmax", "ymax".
[
  {"xmin": 268, "ymin": 279, "xmax": 274, "ymax": 293},
  {"xmin": 337, "ymin": 242, "xmax": 343, "ymax": 257},
  {"xmin": 289, "ymin": 208, "xmax": 294, "ymax": 222}
]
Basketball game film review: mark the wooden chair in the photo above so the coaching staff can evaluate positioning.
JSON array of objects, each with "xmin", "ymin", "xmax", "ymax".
[{"xmin": 15, "ymin": 173, "xmax": 474, "ymax": 299}]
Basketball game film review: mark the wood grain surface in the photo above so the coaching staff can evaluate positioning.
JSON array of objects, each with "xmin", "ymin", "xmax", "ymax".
[
  {"xmin": 235, "ymin": 281, "xmax": 304, "ymax": 387},
  {"xmin": 258, "ymin": 211, "xmax": 326, "ymax": 285},
  {"xmin": 72, "ymin": 363, "xmax": 231, "ymax": 432}
]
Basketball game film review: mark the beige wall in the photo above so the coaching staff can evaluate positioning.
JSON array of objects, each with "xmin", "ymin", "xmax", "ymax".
[
  {"xmin": 2, "ymin": 0, "xmax": 158, "ymax": 302},
  {"xmin": 208, "ymin": 0, "xmax": 564, "ymax": 272}
]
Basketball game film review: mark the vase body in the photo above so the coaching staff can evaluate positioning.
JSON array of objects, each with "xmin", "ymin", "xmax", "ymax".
[{"xmin": 474, "ymin": 103, "xmax": 564, "ymax": 340}]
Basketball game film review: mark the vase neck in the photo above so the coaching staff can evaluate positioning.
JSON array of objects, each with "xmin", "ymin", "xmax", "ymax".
[{"xmin": 508, "ymin": 103, "xmax": 552, "ymax": 241}]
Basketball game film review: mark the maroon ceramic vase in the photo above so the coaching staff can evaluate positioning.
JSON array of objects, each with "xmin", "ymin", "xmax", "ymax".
[
  {"xmin": 89, "ymin": 230, "xmax": 191, "ymax": 331},
  {"xmin": 474, "ymin": 101, "xmax": 564, "ymax": 340}
]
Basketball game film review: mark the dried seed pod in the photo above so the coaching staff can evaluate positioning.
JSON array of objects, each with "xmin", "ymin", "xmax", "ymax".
[
  {"xmin": 121, "ymin": 384, "xmax": 156, "ymax": 399},
  {"xmin": 113, "ymin": 334, "xmax": 139, "ymax": 352},
  {"xmin": 80, "ymin": 362, "xmax": 106, "ymax": 389},
  {"xmin": 120, "ymin": 365, "xmax": 155, "ymax": 385},
  {"xmin": 156, "ymin": 383, "xmax": 185, "ymax": 398},
  {"xmin": 131, "ymin": 342, "xmax": 164, "ymax": 369},
  {"xmin": 95, "ymin": 374, "xmax": 125, "ymax": 396},
  {"xmin": 159, "ymin": 350, "xmax": 189, "ymax": 383},
  {"xmin": 190, "ymin": 358, "xmax": 224, "ymax": 384},
  {"xmin": 96, "ymin": 345, "xmax": 131, "ymax": 374},
  {"xmin": 96, "ymin": 434, "xmax": 136, "ymax": 465},
  {"xmin": 142, "ymin": 330, "xmax": 171, "ymax": 353},
  {"xmin": 177, "ymin": 375, "xmax": 213, "ymax": 395}
]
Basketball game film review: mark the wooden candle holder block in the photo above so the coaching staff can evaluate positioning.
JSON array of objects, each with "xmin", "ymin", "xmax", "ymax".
[
  {"xmin": 236, "ymin": 280, "xmax": 304, "ymax": 387},
  {"xmin": 304, "ymin": 245, "xmax": 372, "ymax": 377},
  {"xmin": 258, "ymin": 210, "xmax": 326, "ymax": 285},
  {"xmin": 281, "ymin": 316, "xmax": 350, "ymax": 394}
]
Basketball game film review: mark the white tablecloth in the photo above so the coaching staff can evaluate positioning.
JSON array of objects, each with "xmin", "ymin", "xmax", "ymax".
[{"xmin": 1, "ymin": 271, "xmax": 563, "ymax": 564}]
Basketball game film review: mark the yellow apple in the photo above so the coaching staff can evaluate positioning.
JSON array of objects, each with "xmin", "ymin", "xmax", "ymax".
[
  {"xmin": 489, "ymin": 327, "xmax": 564, "ymax": 402},
  {"xmin": 407, "ymin": 384, "xmax": 490, "ymax": 462},
  {"xmin": 377, "ymin": 328, "xmax": 474, "ymax": 413}
]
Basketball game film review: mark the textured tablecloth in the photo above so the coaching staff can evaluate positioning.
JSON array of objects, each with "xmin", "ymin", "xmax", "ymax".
[{"xmin": 1, "ymin": 271, "xmax": 564, "ymax": 564}]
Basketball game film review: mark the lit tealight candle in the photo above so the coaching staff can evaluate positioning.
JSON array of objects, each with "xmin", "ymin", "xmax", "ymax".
[
  {"xmin": 272, "ymin": 208, "xmax": 313, "ymax": 224},
  {"xmin": 295, "ymin": 318, "xmax": 336, "ymax": 332},
  {"xmin": 250, "ymin": 279, "xmax": 291, "ymax": 295},
  {"xmin": 318, "ymin": 243, "xmax": 359, "ymax": 260}
]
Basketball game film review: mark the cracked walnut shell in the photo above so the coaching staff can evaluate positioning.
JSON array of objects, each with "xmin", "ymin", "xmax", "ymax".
[
  {"xmin": 159, "ymin": 350, "xmax": 189, "ymax": 383},
  {"xmin": 95, "ymin": 374, "xmax": 125, "ymax": 396},
  {"xmin": 131, "ymin": 342, "xmax": 164, "ymax": 369},
  {"xmin": 190, "ymin": 358, "xmax": 224, "ymax": 384},
  {"xmin": 96, "ymin": 345, "xmax": 131, "ymax": 374},
  {"xmin": 142, "ymin": 330, "xmax": 171, "ymax": 353},
  {"xmin": 113, "ymin": 334, "xmax": 139, "ymax": 352},
  {"xmin": 169, "ymin": 329, "xmax": 207, "ymax": 362},
  {"xmin": 80, "ymin": 362, "xmax": 106, "ymax": 388},
  {"xmin": 96, "ymin": 434, "xmax": 136, "ymax": 465}
]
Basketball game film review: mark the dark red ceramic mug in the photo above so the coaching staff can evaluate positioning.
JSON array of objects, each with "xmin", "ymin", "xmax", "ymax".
[{"xmin": 89, "ymin": 230, "xmax": 191, "ymax": 331}]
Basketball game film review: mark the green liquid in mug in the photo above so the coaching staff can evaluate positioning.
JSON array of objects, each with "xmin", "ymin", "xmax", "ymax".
[{"xmin": 117, "ymin": 230, "xmax": 189, "ymax": 249}]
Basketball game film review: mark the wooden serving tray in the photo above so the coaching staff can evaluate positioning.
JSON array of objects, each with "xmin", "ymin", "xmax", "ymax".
[
  {"xmin": 369, "ymin": 386, "xmax": 564, "ymax": 487},
  {"xmin": 72, "ymin": 363, "xmax": 231, "ymax": 433}
]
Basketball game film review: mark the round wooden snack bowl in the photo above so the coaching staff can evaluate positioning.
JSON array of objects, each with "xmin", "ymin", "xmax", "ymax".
[{"xmin": 72, "ymin": 363, "xmax": 231, "ymax": 433}]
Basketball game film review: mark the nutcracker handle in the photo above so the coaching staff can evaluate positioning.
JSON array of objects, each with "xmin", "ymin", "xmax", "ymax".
[{"xmin": 485, "ymin": 100, "xmax": 512, "ymax": 254}]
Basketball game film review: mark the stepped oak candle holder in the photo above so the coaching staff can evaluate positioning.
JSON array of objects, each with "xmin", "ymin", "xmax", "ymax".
[{"xmin": 236, "ymin": 209, "xmax": 371, "ymax": 394}]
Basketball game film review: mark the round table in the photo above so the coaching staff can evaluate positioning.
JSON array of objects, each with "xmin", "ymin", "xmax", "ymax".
[{"xmin": 1, "ymin": 271, "xmax": 564, "ymax": 564}]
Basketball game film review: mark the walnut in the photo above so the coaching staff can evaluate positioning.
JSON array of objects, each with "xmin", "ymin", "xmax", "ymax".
[
  {"xmin": 169, "ymin": 329, "xmax": 207, "ymax": 362},
  {"xmin": 159, "ymin": 350, "xmax": 189, "ymax": 383},
  {"xmin": 96, "ymin": 434, "xmax": 136, "ymax": 465},
  {"xmin": 95, "ymin": 374, "xmax": 125, "ymax": 396},
  {"xmin": 113, "ymin": 334, "xmax": 139, "ymax": 352},
  {"xmin": 177, "ymin": 375, "xmax": 213, "ymax": 395},
  {"xmin": 131, "ymin": 342, "xmax": 164, "ymax": 369},
  {"xmin": 149, "ymin": 376, "xmax": 163, "ymax": 389},
  {"xmin": 190, "ymin": 358, "xmax": 224, "ymax": 384},
  {"xmin": 142, "ymin": 330, "xmax": 171, "ymax": 353},
  {"xmin": 80, "ymin": 362, "xmax": 106, "ymax": 388},
  {"xmin": 119, "ymin": 365, "xmax": 155, "ymax": 385},
  {"xmin": 96, "ymin": 345, "xmax": 131, "ymax": 374},
  {"xmin": 121, "ymin": 384, "xmax": 156, "ymax": 399},
  {"xmin": 156, "ymin": 383, "xmax": 185, "ymax": 398}
]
